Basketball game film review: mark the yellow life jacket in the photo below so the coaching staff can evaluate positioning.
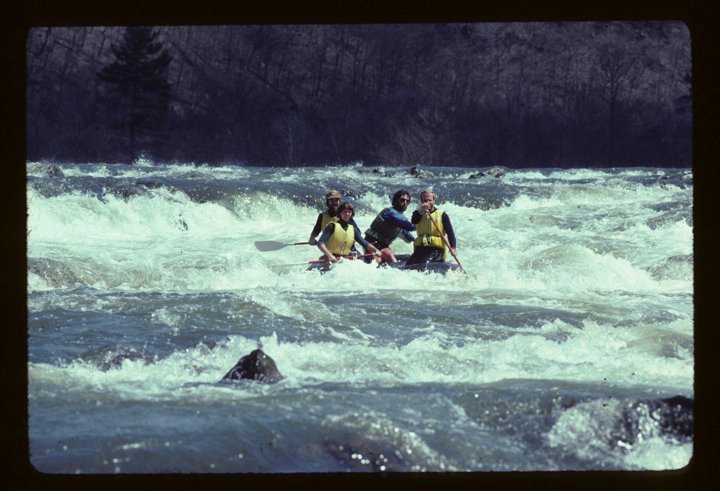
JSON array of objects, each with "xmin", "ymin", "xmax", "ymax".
[
  {"xmin": 320, "ymin": 211, "xmax": 339, "ymax": 231},
  {"xmin": 414, "ymin": 209, "xmax": 446, "ymax": 258},
  {"xmin": 325, "ymin": 222, "xmax": 355, "ymax": 256}
]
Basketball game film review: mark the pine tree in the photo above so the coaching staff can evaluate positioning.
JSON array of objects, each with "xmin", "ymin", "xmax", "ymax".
[{"xmin": 98, "ymin": 27, "xmax": 172, "ymax": 163}]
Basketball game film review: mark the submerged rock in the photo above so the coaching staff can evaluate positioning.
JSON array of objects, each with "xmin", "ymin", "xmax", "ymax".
[
  {"xmin": 362, "ymin": 167, "xmax": 395, "ymax": 177},
  {"xmin": 28, "ymin": 257, "xmax": 82, "ymax": 288},
  {"xmin": 658, "ymin": 171, "xmax": 693, "ymax": 188},
  {"xmin": 562, "ymin": 395, "xmax": 693, "ymax": 446},
  {"xmin": 28, "ymin": 162, "xmax": 64, "ymax": 177},
  {"xmin": 45, "ymin": 164, "xmax": 64, "ymax": 177},
  {"xmin": 106, "ymin": 178, "xmax": 170, "ymax": 199},
  {"xmin": 487, "ymin": 166, "xmax": 506, "ymax": 178},
  {"xmin": 82, "ymin": 346, "xmax": 152, "ymax": 371},
  {"xmin": 647, "ymin": 254, "xmax": 693, "ymax": 281},
  {"xmin": 632, "ymin": 396, "xmax": 693, "ymax": 441},
  {"xmin": 469, "ymin": 167, "xmax": 507, "ymax": 179},
  {"xmin": 222, "ymin": 349, "xmax": 283, "ymax": 383}
]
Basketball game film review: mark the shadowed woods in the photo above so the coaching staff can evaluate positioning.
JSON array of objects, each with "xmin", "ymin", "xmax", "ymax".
[{"xmin": 27, "ymin": 23, "xmax": 691, "ymax": 167}]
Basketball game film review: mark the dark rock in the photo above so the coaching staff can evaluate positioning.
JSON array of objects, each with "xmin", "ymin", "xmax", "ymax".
[
  {"xmin": 46, "ymin": 164, "xmax": 64, "ymax": 177},
  {"xmin": 28, "ymin": 257, "xmax": 81, "ymax": 288},
  {"xmin": 108, "ymin": 179, "xmax": 168, "ymax": 199},
  {"xmin": 657, "ymin": 172, "xmax": 692, "ymax": 188},
  {"xmin": 81, "ymin": 347, "xmax": 151, "ymax": 371},
  {"xmin": 110, "ymin": 183, "xmax": 148, "ymax": 199},
  {"xmin": 222, "ymin": 349, "xmax": 283, "ymax": 383},
  {"xmin": 560, "ymin": 396, "xmax": 695, "ymax": 451},
  {"xmin": 563, "ymin": 395, "xmax": 693, "ymax": 445},
  {"xmin": 654, "ymin": 396, "xmax": 693, "ymax": 439},
  {"xmin": 487, "ymin": 166, "xmax": 507, "ymax": 178},
  {"xmin": 360, "ymin": 167, "xmax": 395, "ymax": 177},
  {"xmin": 135, "ymin": 178, "xmax": 166, "ymax": 189}
]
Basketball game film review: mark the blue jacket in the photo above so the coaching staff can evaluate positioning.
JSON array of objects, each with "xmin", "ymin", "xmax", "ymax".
[{"xmin": 364, "ymin": 207, "xmax": 416, "ymax": 246}]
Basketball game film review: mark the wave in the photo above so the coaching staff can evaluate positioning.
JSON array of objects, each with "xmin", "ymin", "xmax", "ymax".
[
  {"xmin": 27, "ymin": 164, "xmax": 693, "ymax": 295},
  {"xmin": 28, "ymin": 315, "xmax": 693, "ymax": 400}
]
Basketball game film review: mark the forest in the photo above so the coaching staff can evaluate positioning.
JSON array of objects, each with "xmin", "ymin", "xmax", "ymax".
[{"xmin": 26, "ymin": 22, "xmax": 692, "ymax": 167}]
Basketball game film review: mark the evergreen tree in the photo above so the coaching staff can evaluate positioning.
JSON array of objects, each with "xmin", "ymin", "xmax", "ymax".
[{"xmin": 98, "ymin": 27, "xmax": 172, "ymax": 163}]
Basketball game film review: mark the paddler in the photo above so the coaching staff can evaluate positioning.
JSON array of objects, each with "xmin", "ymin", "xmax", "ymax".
[
  {"xmin": 308, "ymin": 190, "xmax": 360, "ymax": 245},
  {"xmin": 405, "ymin": 189, "xmax": 457, "ymax": 265},
  {"xmin": 317, "ymin": 202, "xmax": 382, "ymax": 264},
  {"xmin": 363, "ymin": 189, "xmax": 416, "ymax": 263}
]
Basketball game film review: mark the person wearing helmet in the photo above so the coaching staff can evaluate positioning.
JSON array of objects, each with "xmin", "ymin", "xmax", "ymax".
[
  {"xmin": 363, "ymin": 189, "xmax": 416, "ymax": 263},
  {"xmin": 317, "ymin": 202, "xmax": 382, "ymax": 264},
  {"xmin": 405, "ymin": 189, "xmax": 457, "ymax": 265},
  {"xmin": 308, "ymin": 190, "xmax": 359, "ymax": 245}
]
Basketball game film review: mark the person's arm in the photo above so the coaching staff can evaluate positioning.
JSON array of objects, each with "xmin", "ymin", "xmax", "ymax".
[
  {"xmin": 381, "ymin": 208, "xmax": 416, "ymax": 231},
  {"xmin": 354, "ymin": 227, "xmax": 380, "ymax": 257},
  {"xmin": 317, "ymin": 223, "xmax": 338, "ymax": 261},
  {"xmin": 318, "ymin": 242, "xmax": 338, "ymax": 262},
  {"xmin": 317, "ymin": 222, "xmax": 334, "ymax": 246},
  {"xmin": 308, "ymin": 213, "xmax": 323, "ymax": 244},
  {"xmin": 382, "ymin": 208, "xmax": 416, "ymax": 243},
  {"xmin": 348, "ymin": 218, "xmax": 364, "ymax": 250},
  {"xmin": 349, "ymin": 217, "xmax": 366, "ymax": 247},
  {"xmin": 353, "ymin": 226, "xmax": 381, "ymax": 262},
  {"xmin": 411, "ymin": 210, "xmax": 422, "ymax": 224},
  {"xmin": 442, "ymin": 212, "xmax": 457, "ymax": 250}
]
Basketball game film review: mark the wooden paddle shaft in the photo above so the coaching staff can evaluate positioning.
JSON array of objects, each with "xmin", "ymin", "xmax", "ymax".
[{"xmin": 424, "ymin": 210, "xmax": 467, "ymax": 274}]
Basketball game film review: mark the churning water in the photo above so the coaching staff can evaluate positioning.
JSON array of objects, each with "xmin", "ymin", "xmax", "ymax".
[{"xmin": 27, "ymin": 161, "xmax": 693, "ymax": 473}]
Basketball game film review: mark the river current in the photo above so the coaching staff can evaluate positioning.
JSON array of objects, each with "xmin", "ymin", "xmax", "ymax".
[{"xmin": 27, "ymin": 161, "xmax": 693, "ymax": 472}]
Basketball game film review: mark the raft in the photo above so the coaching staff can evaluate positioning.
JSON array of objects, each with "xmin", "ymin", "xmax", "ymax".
[{"xmin": 307, "ymin": 254, "xmax": 459, "ymax": 274}]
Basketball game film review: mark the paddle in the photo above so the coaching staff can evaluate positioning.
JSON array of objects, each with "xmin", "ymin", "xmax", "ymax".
[
  {"xmin": 424, "ymin": 210, "xmax": 469, "ymax": 276},
  {"xmin": 254, "ymin": 240, "xmax": 310, "ymax": 252}
]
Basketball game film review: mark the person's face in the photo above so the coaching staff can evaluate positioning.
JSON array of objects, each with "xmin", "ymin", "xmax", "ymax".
[
  {"xmin": 421, "ymin": 193, "xmax": 435, "ymax": 209},
  {"xmin": 396, "ymin": 194, "xmax": 411, "ymax": 212},
  {"xmin": 326, "ymin": 198, "xmax": 340, "ymax": 211},
  {"xmin": 339, "ymin": 208, "xmax": 353, "ymax": 221}
]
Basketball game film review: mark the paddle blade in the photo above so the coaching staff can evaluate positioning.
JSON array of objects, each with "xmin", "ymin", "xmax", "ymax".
[
  {"xmin": 254, "ymin": 240, "xmax": 287, "ymax": 252},
  {"xmin": 255, "ymin": 241, "xmax": 311, "ymax": 252}
]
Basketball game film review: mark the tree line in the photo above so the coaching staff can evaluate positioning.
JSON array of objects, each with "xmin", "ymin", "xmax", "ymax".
[{"xmin": 26, "ymin": 22, "xmax": 692, "ymax": 167}]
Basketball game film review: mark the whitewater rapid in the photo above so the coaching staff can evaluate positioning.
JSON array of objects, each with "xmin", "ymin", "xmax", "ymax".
[{"xmin": 27, "ymin": 162, "xmax": 693, "ymax": 472}]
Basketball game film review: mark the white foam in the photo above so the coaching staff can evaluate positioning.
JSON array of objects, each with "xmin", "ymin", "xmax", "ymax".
[
  {"xmin": 27, "ymin": 165, "xmax": 692, "ymax": 295},
  {"xmin": 546, "ymin": 398, "xmax": 692, "ymax": 470},
  {"xmin": 623, "ymin": 437, "xmax": 692, "ymax": 470}
]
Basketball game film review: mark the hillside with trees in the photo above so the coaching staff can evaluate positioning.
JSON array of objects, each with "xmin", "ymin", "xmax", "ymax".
[{"xmin": 26, "ymin": 22, "xmax": 691, "ymax": 167}]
